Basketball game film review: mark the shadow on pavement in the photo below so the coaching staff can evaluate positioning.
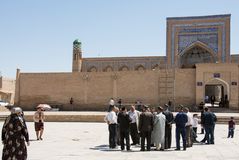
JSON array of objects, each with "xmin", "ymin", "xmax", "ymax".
[{"xmin": 90, "ymin": 144, "xmax": 177, "ymax": 152}]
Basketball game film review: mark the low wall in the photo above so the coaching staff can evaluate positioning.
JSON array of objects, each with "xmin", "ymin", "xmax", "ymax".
[{"xmin": 1, "ymin": 111, "xmax": 238, "ymax": 124}]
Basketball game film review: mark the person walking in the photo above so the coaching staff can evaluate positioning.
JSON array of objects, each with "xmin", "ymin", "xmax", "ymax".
[
  {"xmin": 104, "ymin": 106, "xmax": 118, "ymax": 149},
  {"xmin": 138, "ymin": 105, "xmax": 154, "ymax": 151},
  {"xmin": 117, "ymin": 107, "xmax": 131, "ymax": 151},
  {"xmin": 2, "ymin": 107, "xmax": 30, "ymax": 160},
  {"xmin": 128, "ymin": 105, "xmax": 140, "ymax": 145},
  {"xmin": 163, "ymin": 104, "xmax": 174, "ymax": 149},
  {"xmin": 152, "ymin": 106, "xmax": 166, "ymax": 151},
  {"xmin": 33, "ymin": 107, "xmax": 45, "ymax": 140},
  {"xmin": 174, "ymin": 105, "xmax": 188, "ymax": 151},
  {"xmin": 228, "ymin": 117, "xmax": 236, "ymax": 138}
]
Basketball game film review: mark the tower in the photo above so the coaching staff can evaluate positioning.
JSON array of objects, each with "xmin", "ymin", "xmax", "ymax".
[{"xmin": 72, "ymin": 39, "xmax": 82, "ymax": 72}]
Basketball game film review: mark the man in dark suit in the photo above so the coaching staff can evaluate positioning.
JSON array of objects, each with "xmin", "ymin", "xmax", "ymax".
[
  {"xmin": 174, "ymin": 105, "xmax": 188, "ymax": 151},
  {"xmin": 163, "ymin": 104, "xmax": 174, "ymax": 149},
  {"xmin": 202, "ymin": 107, "xmax": 217, "ymax": 144},
  {"xmin": 138, "ymin": 105, "xmax": 154, "ymax": 151},
  {"xmin": 117, "ymin": 107, "xmax": 131, "ymax": 151}
]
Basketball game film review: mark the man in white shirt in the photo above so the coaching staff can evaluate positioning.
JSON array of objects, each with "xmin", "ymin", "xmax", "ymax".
[
  {"xmin": 184, "ymin": 107, "xmax": 193, "ymax": 147},
  {"xmin": 104, "ymin": 106, "xmax": 118, "ymax": 149},
  {"xmin": 128, "ymin": 105, "xmax": 140, "ymax": 145}
]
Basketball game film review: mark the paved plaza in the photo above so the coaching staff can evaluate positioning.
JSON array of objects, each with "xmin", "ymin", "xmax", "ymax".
[{"xmin": 0, "ymin": 122, "xmax": 239, "ymax": 160}]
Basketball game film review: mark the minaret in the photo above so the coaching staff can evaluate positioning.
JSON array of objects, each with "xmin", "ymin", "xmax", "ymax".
[{"xmin": 72, "ymin": 39, "xmax": 82, "ymax": 72}]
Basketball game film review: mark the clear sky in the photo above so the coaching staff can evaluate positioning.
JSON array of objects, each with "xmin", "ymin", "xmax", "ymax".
[{"xmin": 0, "ymin": 0, "xmax": 239, "ymax": 78}]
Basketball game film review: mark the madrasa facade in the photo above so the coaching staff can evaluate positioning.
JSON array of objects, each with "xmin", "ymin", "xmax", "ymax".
[{"xmin": 14, "ymin": 14, "xmax": 239, "ymax": 111}]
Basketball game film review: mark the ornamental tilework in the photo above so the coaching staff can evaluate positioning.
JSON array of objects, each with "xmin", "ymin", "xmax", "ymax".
[
  {"xmin": 179, "ymin": 27, "xmax": 218, "ymax": 34},
  {"xmin": 178, "ymin": 34, "xmax": 218, "ymax": 53},
  {"xmin": 169, "ymin": 22, "xmax": 227, "ymax": 65}
]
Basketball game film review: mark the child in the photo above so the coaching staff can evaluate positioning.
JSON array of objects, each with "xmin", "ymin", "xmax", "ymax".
[
  {"xmin": 228, "ymin": 117, "xmax": 236, "ymax": 138},
  {"xmin": 192, "ymin": 114, "xmax": 199, "ymax": 134},
  {"xmin": 192, "ymin": 114, "xmax": 199, "ymax": 143}
]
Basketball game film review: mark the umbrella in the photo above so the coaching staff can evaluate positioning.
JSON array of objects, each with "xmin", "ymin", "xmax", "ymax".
[{"xmin": 36, "ymin": 104, "xmax": 52, "ymax": 111}]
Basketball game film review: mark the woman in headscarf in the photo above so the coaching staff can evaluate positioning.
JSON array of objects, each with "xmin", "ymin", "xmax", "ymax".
[{"xmin": 1, "ymin": 107, "xmax": 30, "ymax": 160}]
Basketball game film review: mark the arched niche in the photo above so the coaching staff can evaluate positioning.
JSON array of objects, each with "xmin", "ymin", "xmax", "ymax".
[
  {"xmin": 103, "ymin": 66, "xmax": 113, "ymax": 72},
  {"xmin": 135, "ymin": 65, "xmax": 145, "ymax": 71},
  {"xmin": 204, "ymin": 78, "xmax": 230, "ymax": 107},
  {"xmin": 88, "ymin": 66, "xmax": 97, "ymax": 72},
  {"xmin": 180, "ymin": 41, "xmax": 216, "ymax": 68},
  {"xmin": 119, "ymin": 66, "xmax": 129, "ymax": 71}
]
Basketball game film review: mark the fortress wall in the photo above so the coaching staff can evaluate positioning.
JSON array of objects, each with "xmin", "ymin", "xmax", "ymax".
[
  {"xmin": 17, "ymin": 70, "xmax": 196, "ymax": 111},
  {"xmin": 175, "ymin": 69, "xmax": 196, "ymax": 106},
  {"xmin": 116, "ymin": 71, "xmax": 159, "ymax": 104},
  {"xmin": 19, "ymin": 73, "xmax": 85, "ymax": 110}
]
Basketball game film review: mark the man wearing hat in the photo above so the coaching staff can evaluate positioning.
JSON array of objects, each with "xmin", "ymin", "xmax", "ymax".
[
  {"xmin": 163, "ymin": 104, "xmax": 174, "ymax": 149},
  {"xmin": 138, "ymin": 105, "xmax": 154, "ymax": 151}
]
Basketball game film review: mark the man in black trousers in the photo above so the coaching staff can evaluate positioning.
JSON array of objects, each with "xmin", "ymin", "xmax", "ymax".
[
  {"xmin": 117, "ymin": 107, "xmax": 131, "ymax": 151},
  {"xmin": 128, "ymin": 105, "xmax": 140, "ymax": 145},
  {"xmin": 201, "ymin": 107, "xmax": 217, "ymax": 144},
  {"xmin": 139, "ymin": 105, "xmax": 154, "ymax": 151},
  {"xmin": 174, "ymin": 105, "xmax": 188, "ymax": 151},
  {"xmin": 163, "ymin": 104, "xmax": 174, "ymax": 149}
]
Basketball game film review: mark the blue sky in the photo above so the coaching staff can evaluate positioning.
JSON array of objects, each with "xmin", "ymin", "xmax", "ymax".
[{"xmin": 0, "ymin": 0, "xmax": 239, "ymax": 78}]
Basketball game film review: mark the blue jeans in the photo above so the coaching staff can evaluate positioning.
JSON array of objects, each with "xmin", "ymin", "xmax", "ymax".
[
  {"xmin": 176, "ymin": 127, "xmax": 186, "ymax": 149},
  {"xmin": 204, "ymin": 125, "xmax": 214, "ymax": 144},
  {"xmin": 228, "ymin": 128, "xmax": 234, "ymax": 138}
]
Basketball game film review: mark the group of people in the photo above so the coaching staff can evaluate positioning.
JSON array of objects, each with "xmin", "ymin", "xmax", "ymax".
[
  {"xmin": 104, "ymin": 102, "xmax": 222, "ymax": 152},
  {"xmin": 105, "ymin": 104, "xmax": 174, "ymax": 151},
  {"xmin": 1, "ymin": 107, "xmax": 45, "ymax": 160}
]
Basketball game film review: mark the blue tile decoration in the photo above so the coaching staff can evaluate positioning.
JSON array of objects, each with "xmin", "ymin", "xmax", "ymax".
[
  {"xmin": 170, "ymin": 22, "xmax": 227, "ymax": 65},
  {"xmin": 179, "ymin": 27, "xmax": 218, "ymax": 33},
  {"xmin": 178, "ymin": 33, "xmax": 218, "ymax": 53}
]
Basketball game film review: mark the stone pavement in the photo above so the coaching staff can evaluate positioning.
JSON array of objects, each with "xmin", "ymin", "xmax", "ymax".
[
  {"xmin": 0, "ymin": 111, "xmax": 239, "ymax": 123},
  {"xmin": 0, "ymin": 122, "xmax": 239, "ymax": 160}
]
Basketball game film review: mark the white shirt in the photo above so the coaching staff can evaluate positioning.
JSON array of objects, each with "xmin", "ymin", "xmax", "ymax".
[
  {"xmin": 186, "ymin": 112, "xmax": 193, "ymax": 126},
  {"xmin": 109, "ymin": 99, "xmax": 115, "ymax": 106},
  {"xmin": 192, "ymin": 117, "xmax": 199, "ymax": 128},
  {"xmin": 104, "ymin": 111, "xmax": 117, "ymax": 124},
  {"xmin": 128, "ymin": 110, "xmax": 138, "ymax": 123}
]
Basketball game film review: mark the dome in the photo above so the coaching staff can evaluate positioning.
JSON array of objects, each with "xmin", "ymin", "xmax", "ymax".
[{"xmin": 73, "ymin": 39, "xmax": 81, "ymax": 45}]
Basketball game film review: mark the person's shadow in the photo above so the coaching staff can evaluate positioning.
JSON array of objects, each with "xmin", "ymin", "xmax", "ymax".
[
  {"xmin": 90, "ymin": 145, "xmax": 176, "ymax": 152},
  {"xmin": 90, "ymin": 144, "xmax": 121, "ymax": 152},
  {"xmin": 90, "ymin": 145, "xmax": 141, "ymax": 152}
]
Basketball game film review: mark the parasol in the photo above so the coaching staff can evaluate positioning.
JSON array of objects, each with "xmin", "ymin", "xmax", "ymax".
[{"xmin": 36, "ymin": 104, "xmax": 52, "ymax": 111}]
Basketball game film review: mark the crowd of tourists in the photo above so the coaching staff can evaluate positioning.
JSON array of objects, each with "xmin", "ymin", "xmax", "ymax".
[{"xmin": 104, "ymin": 98, "xmax": 226, "ymax": 151}]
